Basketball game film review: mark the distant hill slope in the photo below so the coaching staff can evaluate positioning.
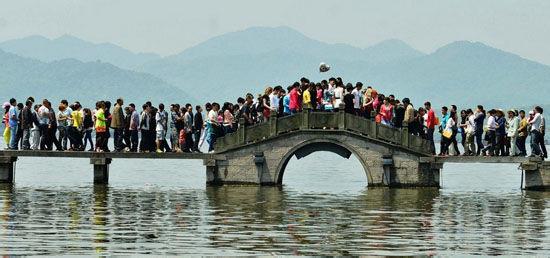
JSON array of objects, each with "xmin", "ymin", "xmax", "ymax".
[
  {"xmin": 0, "ymin": 50, "xmax": 191, "ymax": 106},
  {"xmin": 137, "ymin": 26, "xmax": 550, "ymax": 108},
  {"xmin": 137, "ymin": 26, "xmax": 425, "ymax": 103},
  {"xmin": 0, "ymin": 35, "xmax": 160, "ymax": 69}
]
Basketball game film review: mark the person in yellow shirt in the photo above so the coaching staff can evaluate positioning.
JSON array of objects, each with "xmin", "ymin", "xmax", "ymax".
[
  {"xmin": 68, "ymin": 103, "xmax": 84, "ymax": 151},
  {"xmin": 517, "ymin": 110, "xmax": 529, "ymax": 156},
  {"xmin": 302, "ymin": 85, "xmax": 312, "ymax": 110}
]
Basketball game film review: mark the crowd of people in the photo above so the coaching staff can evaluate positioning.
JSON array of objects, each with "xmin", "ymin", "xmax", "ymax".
[{"xmin": 1, "ymin": 77, "xmax": 547, "ymax": 158}]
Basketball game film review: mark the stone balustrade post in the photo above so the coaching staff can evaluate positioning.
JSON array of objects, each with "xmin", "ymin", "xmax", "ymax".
[
  {"xmin": 301, "ymin": 109, "xmax": 310, "ymax": 130},
  {"xmin": 402, "ymin": 121, "xmax": 409, "ymax": 147},
  {"xmin": 238, "ymin": 118, "xmax": 246, "ymax": 144},
  {"xmin": 269, "ymin": 110, "xmax": 277, "ymax": 136},
  {"xmin": 338, "ymin": 103, "xmax": 345, "ymax": 129}
]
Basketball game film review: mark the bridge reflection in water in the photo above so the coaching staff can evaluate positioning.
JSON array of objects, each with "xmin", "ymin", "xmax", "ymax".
[{"xmin": 0, "ymin": 184, "xmax": 547, "ymax": 255}]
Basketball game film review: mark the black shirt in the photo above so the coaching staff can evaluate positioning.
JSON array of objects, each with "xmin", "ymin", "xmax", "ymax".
[{"xmin": 344, "ymin": 93, "xmax": 355, "ymax": 114}]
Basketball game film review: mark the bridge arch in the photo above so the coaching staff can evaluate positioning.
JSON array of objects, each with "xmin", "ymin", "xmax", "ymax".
[{"xmin": 275, "ymin": 138, "xmax": 373, "ymax": 185}]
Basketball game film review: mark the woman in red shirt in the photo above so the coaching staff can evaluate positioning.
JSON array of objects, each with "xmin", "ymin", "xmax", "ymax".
[{"xmin": 379, "ymin": 97, "xmax": 394, "ymax": 126}]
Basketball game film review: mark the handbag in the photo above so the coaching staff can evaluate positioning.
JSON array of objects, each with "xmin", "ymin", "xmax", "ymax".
[{"xmin": 442, "ymin": 129, "xmax": 452, "ymax": 139}]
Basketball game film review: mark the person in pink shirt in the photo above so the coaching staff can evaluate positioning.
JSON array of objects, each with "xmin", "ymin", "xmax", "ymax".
[
  {"xmin": 379, "ymin": 97, "xmax": 393, "ymax": 126},
  {"xmin": 289, "ymin": 82, "xmax": 300, "ymax": 114}
]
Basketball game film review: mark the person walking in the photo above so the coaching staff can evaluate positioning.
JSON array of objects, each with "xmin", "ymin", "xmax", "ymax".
[
  {"xmin": 82, "ymin": 108, "xmax": 94, "ymax": 151},
  {"xmin": 7, "ymin": 98, "xmax": 19, "ymax": 150},
  {"xmin": 424, "ymin": 102, "xmax": 437, "ymax": 155},
  {"xmin": 482, "ymin": 109, "xmax": 497, "ymax": 156},
  {"xmin": 474, "ymin": 105, "xmax": 486, "ymax": 155},
  {"xmin": 517, "ymin": 110, "xmax": 528, "ymax": 156},
  {"xmin": 506, "ymin": 110, "xmax": 520, "ymax": 156},
  {"xmin": 193, "ymin": 105, "xmax": 204, "ymax": 153},
  {"xmin": 463, "ymin": 109, "xmax": 476, "ymax": 156},
  {"xmin": 529, "ymin": 107, "xmax": 544, "ymax": 157},
  {"xmin": 20, "ymin": 100, "xmax": 34, "ymax": 150},
  {"xmin": 111, "ymin": 98, "xmax": 125, "ymax": 152}
]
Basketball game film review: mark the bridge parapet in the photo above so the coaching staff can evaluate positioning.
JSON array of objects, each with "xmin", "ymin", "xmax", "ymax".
[{"xmin": 216, "ymin": 109, "xmax": 432, "ymax": 155}]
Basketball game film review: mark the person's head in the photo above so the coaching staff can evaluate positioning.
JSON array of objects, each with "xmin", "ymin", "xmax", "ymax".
[
  {"xmin": 402, "ymin": 98, "xmax": 410, "ymax": 106},
  {"xmin": 534, "ymin": 106, "xmax": 543, "ymax": 114},
  {"xmin": 389, "ymin": 95, "xmax": 395, "ymax": 101},
  {"xmin": 450, "ymin": 111, "xmax": 457, "ymax": 120},
  {"xmin": 196, "ymin": 105, "xmax": 202, "ymax": 113},
  {"xmin": 383, "ymin": 97, "xmax": 390, "ymax": 105},
  {"xmin": 460, "ymin": 110, "xmax": 466, "ymax": 117},
  {"xmin": 27, "ymin": 97, "xmax": 35, "ymax": 104},
  {"xmin": 124, "ymin": 106, "xmax": 131, "ymax": 115},
  {"xmin": 16, "ymin": 103, "xmax": 23, "ymax": 110},
  {"xmin": 519, "ymin": 110, "xmax": 526, "ymax": 118},
  {"xmin": 507, "ymin": 110, "xmax": 515, "ymax": 118},
  {"xmin": 441, "ymin": 106, "xmax": 448, "ymax": 115},
  {"xmin": 116, "ymin": 98, "xmax": 124, "ymax": 106},
  {"xmin": 83, "ymin": 108, "xmax": 91, "ymax": 116},
  {"xmin": 264, "ymin": 86, "xmax": 273, "ymax": 96},
  {"xmin": 237, "ymin": 97, "xmax": 245, "ymax": 105},
  {"xmin": 58, "ymin": 104, "xmax": 65, "ymax": 111},
  {"xmin": 98, "ymin": 101, "xmax": 106, "ymax": 110},
  {"xmin": 222, "ymin": 102, "xmax": 232, "ymax": 112},
  {"xmin": 205, "ymin": 102, "xmax": 212, "ymax": 112},
  {"xmin": 129, "ymin": 103, "xmax": 135, "ymax": 111},
  {"xmin": 9, "ymin": 98, "xmax": 16, "ymax": 106},
  {"xmin": 466, "ymin": 109, "xmax": 473, "ymax": 116},
  {"xmin": 212, "ymin": 102, "xmax": 220, "ymax": 111},
  {"xmin": 477, "ymin": 105, "xmax": 484, "ymax": 112},
  {"xmin": 300, "ymin": 77, "xmax": 310, "ymax": 85},
  {"xmin": 279, "ymin": 89, "xmax": 286, "ymax": 96},
  {"xmin": 60, "ymin": 99, "xmax": 68, "ymax": 107},
  {"xmin": 488, "ymin": 109, "xmax": 496, "ymax": 116},
  {"xmin": 356, "ymin": 82, "xmax": 363, "ymax": 90},
  {"xmin": 451, "ymin": 105, "xmax": 457, "ymax": 112},
  {"xmin": 418, "ymin": 107, "xmax": 426, "ymax": 115},
  {"xmin": 159, "ymin": 103, "xmax": 165, "ymax": 111},
  {"xmin": 245, "ymin": 95, "xmax": 253, "ymax": 105},
  {"xmin": 346, "ymin": 83, "xmax": 353, "ymax": 92},
  {"xmin": 105, "ymin": 101, "xmax": 111, "ymax": 110},
  {"xmin": 25, "ymin": 100, "xmax": 32, "ymax": 108},
  {"xmin": 424, "ymin": 101, "xmax": 431, "ymax": 109},
  {"xmin": 273, "ymin": 85, "xmax": 282, "ymax": 94}
]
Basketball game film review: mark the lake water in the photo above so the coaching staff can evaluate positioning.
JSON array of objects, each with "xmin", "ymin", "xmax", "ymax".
[{"xmin": 0, "ymin": 150, "xmax": 549, "ymax": 255}]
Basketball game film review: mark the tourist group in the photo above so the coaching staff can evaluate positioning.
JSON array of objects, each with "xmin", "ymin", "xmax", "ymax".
[{"xmin": 1, "ymin": 77, "xmax": 547, "ymax": 158}]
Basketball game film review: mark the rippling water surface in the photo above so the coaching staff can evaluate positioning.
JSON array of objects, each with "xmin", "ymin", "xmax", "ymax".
[{"xmin": 0, "ymin": 151, "xmax": 549, "ymax": 255}]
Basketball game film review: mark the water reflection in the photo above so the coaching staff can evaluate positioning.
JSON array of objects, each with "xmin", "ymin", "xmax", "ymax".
[{"xmin": 0, "ymin": 185, "xmax": 548, "ymax": 255}]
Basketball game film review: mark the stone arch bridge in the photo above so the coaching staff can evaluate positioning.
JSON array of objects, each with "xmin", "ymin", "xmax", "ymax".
[{"xmin": 209, "ymin": 110, "xmax": 440, "ymax": 187}]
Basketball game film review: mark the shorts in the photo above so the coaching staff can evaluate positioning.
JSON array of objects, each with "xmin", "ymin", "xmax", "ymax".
[{"xmin": 156, "ymin": 130, "xmax": 166, "ymax": 140}]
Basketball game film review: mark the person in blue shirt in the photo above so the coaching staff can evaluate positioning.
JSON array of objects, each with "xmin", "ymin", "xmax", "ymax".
[
  {"xmin": 495, "ymin": 109, "xmax": 507, "ymax": 156},
  {"xmin": 283, "ymin": 86, "xmax": 291, "ymax": 116},
  {"xmin": 8, "ymin": 98, "xmax": 19, "ymax": 150},
  {"xmin": 438, "ymin": 106, "xmax": 450, "ymax": 155}
]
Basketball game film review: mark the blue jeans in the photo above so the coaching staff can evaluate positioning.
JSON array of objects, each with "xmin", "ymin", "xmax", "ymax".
[
  {"xmin": 530, "ymin": 130, "xmax": 542, "ymax": 156},
  {"xmin": 9, "ymin": 125, "xmax": 18, "ymax": 149}
]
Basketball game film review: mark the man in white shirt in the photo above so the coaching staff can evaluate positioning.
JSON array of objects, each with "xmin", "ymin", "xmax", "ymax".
[
  {"xmin": 352, "ymin": 82, "xmax": 363, "ymax": 115},
  {"xmin": 481, "ymin": 109, "xmax": 497, "ymax": 156},
  {"xmin": 155, "ymin": 103, "xmax": 169, "ymax": 153},
  {"xmin": 464, "ymin": 109, "xmax": 477, "ymax": 155},
  {"xmin": 529, "ymin": 106, "xmax": 543, "ymax": 157},
  {"xmin": 269, "ymin": 86, "xmax": 282, "ymax": 115}
]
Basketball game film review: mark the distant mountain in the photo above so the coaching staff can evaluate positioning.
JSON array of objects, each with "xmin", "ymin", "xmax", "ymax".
[
  {"xmin": 0, "ymin": 50, "xmax": 191, "ymax": 106},
  {"xmin": 137, "ymin": 26, "xmax": 550, "ymax": 108},
  {"xmin": 138, "ymin": 26, "xmax": 425, "ymax": 102},
  {"xmin": 0, "ymin": 35, "xmax": 160, "ymax": 69},
  {"xmin": 367, "ymin": 41, "xmax": 550, "ymax": 107}
]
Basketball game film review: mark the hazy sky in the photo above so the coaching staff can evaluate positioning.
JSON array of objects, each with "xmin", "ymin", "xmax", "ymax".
[{"xmin": 1, "ymin": 0, "xmax": 550, "ymax": 64}]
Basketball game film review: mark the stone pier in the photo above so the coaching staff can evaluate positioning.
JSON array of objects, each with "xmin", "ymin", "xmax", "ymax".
[
  {"xmin": 91, "ymin": 158, "xmax": 111, "ymax": 184},
  {"xmin": 521, "ymin": 161, "xmax": 550, "ymax": 190},
  {"xmin": 0, "ymin": 156, "xmax": 17, "ymax": 183}
]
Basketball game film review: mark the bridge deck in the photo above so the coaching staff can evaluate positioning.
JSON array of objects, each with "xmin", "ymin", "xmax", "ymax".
[{"xmin": 0, "ymin": 150, "xmax": 223, "ymax": 160}]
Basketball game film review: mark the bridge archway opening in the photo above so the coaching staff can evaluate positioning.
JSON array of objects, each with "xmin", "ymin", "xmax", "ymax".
[{"xmin": 277, "ymin": 140, "xmax": 370, "ymax": 193}]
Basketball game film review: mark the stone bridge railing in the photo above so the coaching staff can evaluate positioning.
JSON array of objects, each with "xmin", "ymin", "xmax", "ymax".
[{"xmin": 215, "ymin": 109, "xmax": 432, "ymax": 155}]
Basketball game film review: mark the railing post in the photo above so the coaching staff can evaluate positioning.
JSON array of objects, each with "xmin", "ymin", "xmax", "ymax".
[
  {"xmin": 301, "ymin": 109, "xmax": 310, "ymax": 130},
  {"xmin": 238, "ymin": 118, "xmax": 246, "ymax": 144},
  {"xmin": 338, "ymin": 103, "xmax": 345, "ymax": 129},
  {"xmin": 269, "ymin": 110, "xmax": 277, "ymax": 136},
  {"xmin": 402, "ymin": 122, "xmax": 409, "ymax": 147}
]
